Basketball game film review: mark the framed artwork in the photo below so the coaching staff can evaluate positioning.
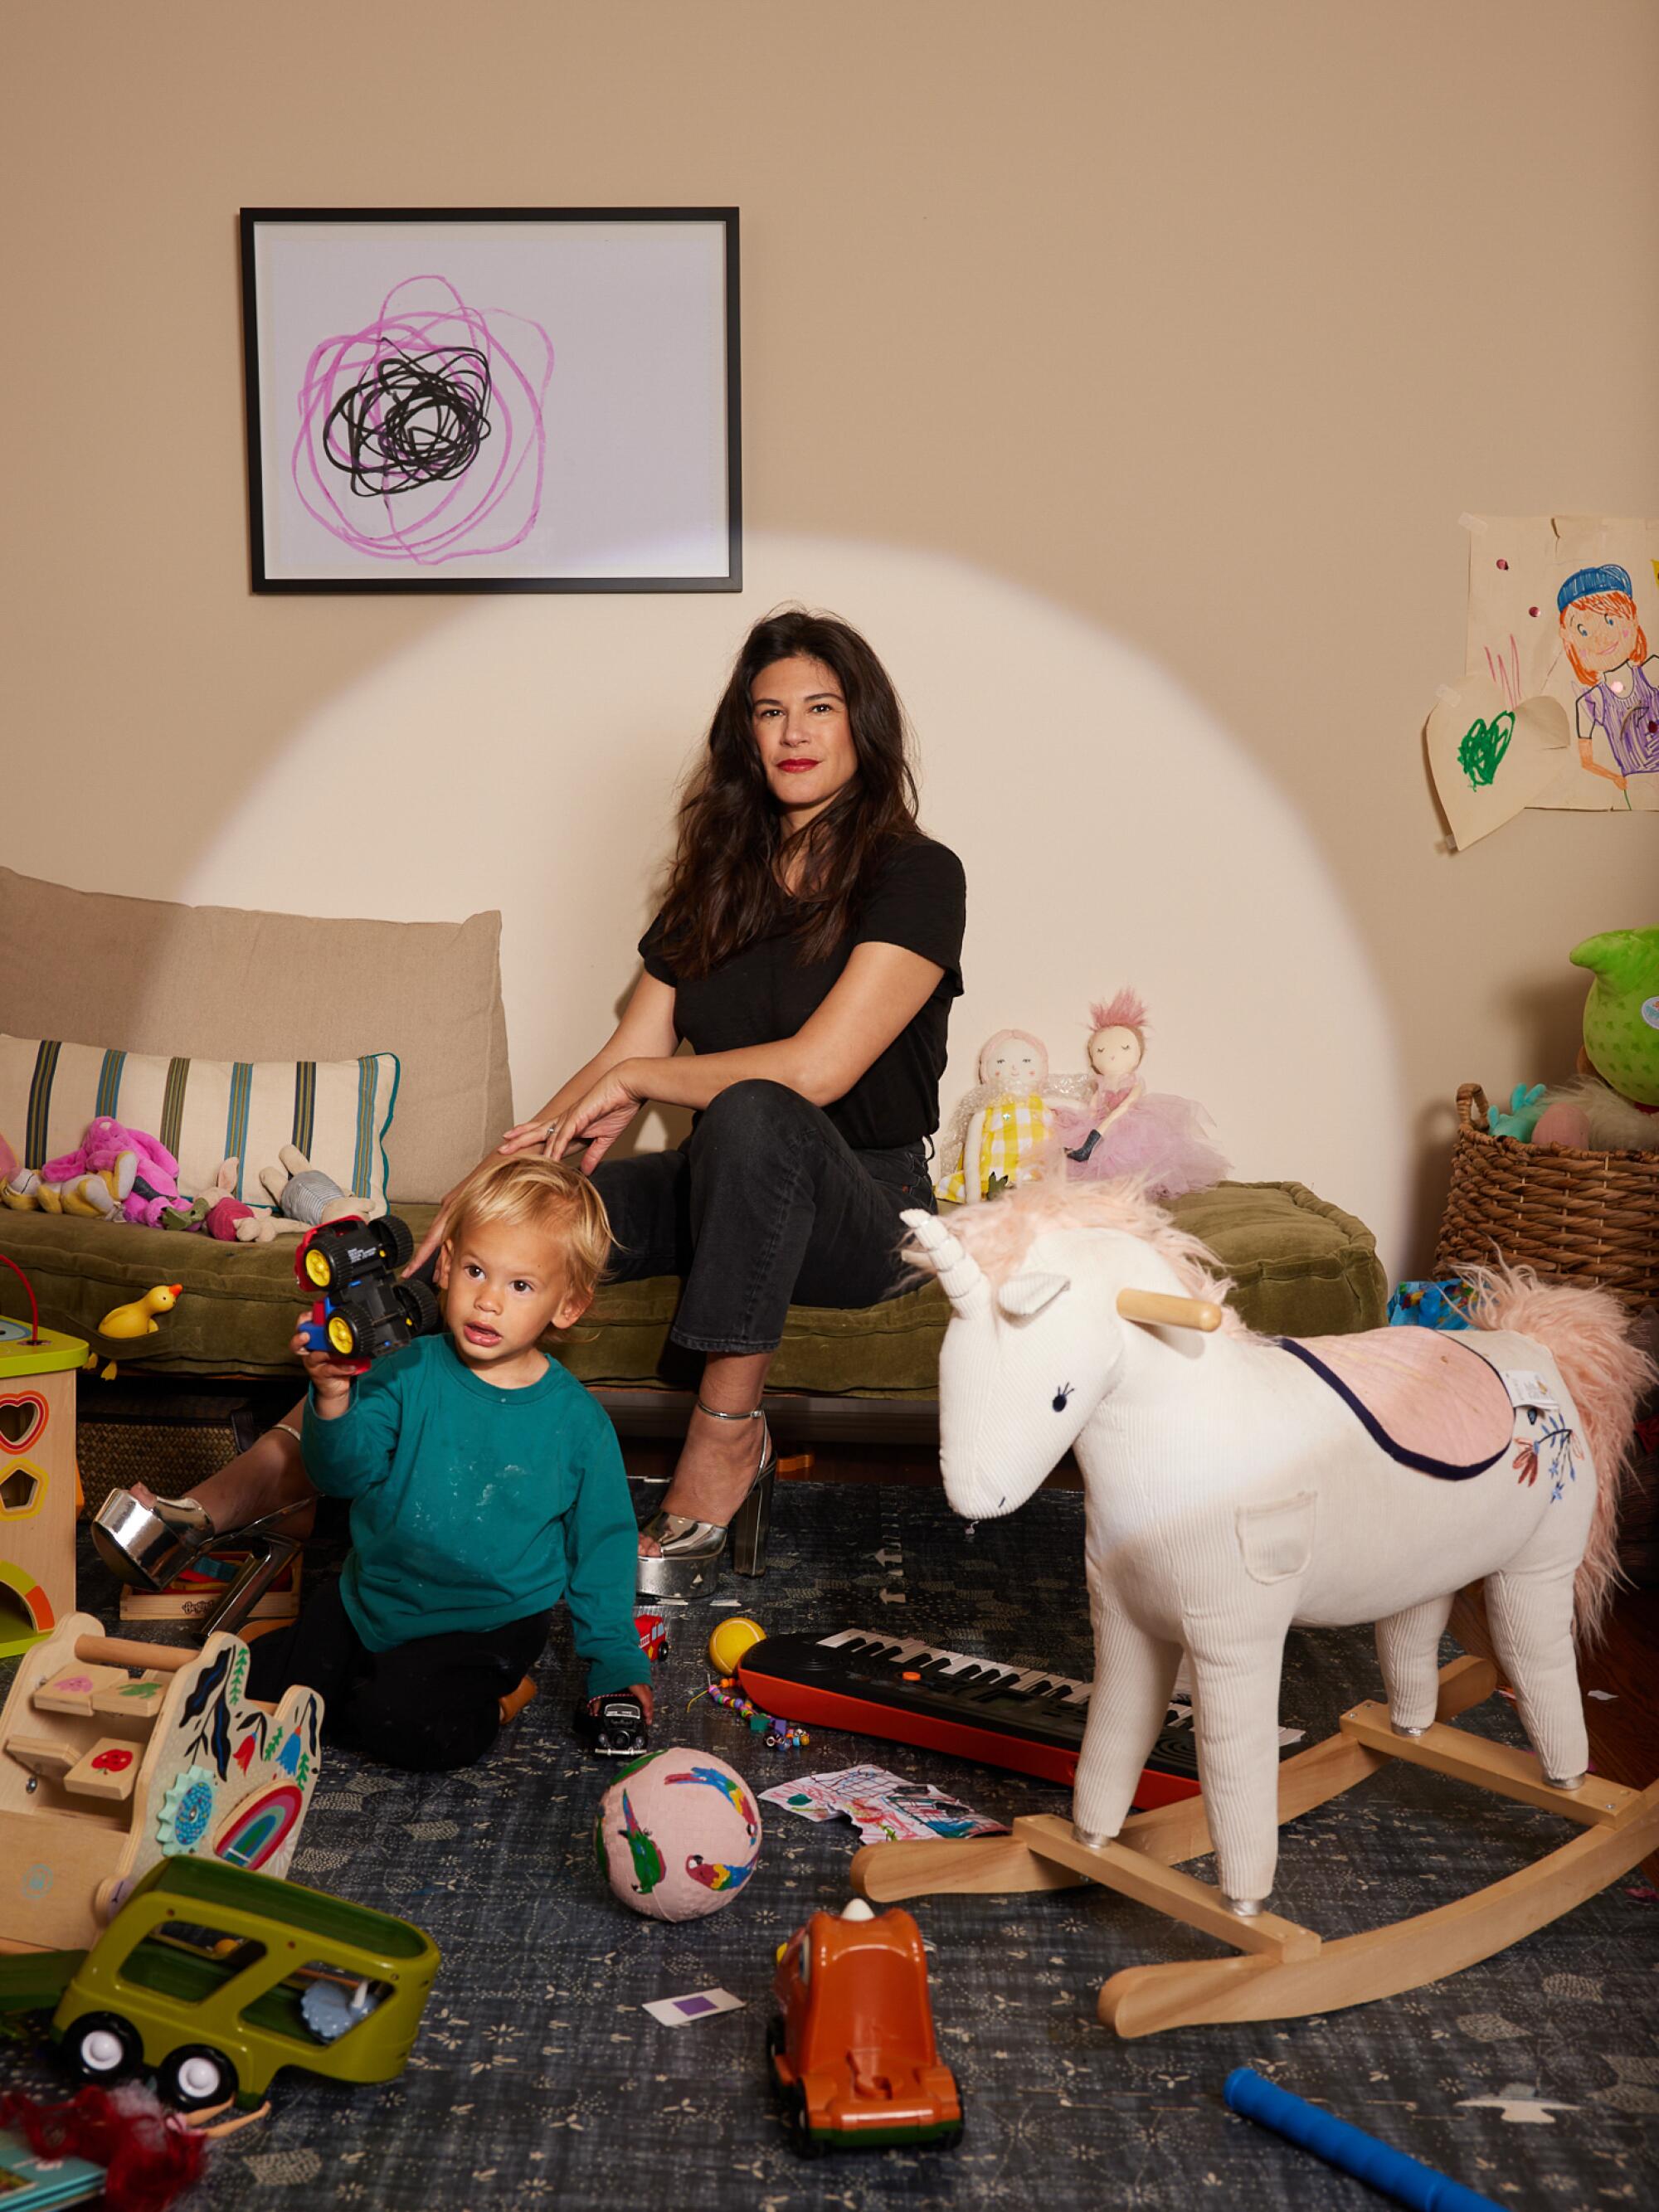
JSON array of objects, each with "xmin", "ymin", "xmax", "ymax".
[{"xmin": 240, "ymin": 207, "xmax": 741, "ymax": 593}]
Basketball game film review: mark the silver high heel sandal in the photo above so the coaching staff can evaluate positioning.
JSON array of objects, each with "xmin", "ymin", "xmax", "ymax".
[
  {"xmin": 635, "ymin": 1399, "xmax": 776, "ymax": 1603},
  {"xmin": 90, "ymin": 1488, "xmax": 304, "ymax": 1639}
]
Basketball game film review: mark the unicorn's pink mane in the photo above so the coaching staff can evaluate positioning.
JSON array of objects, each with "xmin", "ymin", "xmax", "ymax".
[
  {"xmin": 1464, "ymin": 1266, "xmax": 1654, "ymax": 1645},
  {"xmin": 1089, "ymin": 986, "xmax": 1149, "ymax": 1036},
  {"xmin": 909, "ymin": 1180, "xmax": 1250, "ymax": 1335}
]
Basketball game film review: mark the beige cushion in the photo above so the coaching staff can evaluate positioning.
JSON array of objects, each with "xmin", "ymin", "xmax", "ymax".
[{"xmin": 0, "ymin": 868, "xmax": 511, "ymax": 1203}]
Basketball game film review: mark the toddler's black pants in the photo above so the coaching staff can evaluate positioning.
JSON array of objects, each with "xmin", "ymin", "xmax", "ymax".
[{"xmin": 246, "ymin": 1575, "xmax": 552, "ymax": 1772}]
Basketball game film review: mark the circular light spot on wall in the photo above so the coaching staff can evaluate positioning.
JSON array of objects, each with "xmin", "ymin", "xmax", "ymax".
[{"xmin": 179, "ymin": 533, "xmax": 1406, "ymax": 1264}]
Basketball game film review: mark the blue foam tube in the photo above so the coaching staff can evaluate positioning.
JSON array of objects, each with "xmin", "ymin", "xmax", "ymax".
[{"xmin": 1224, "ymin": 2069, "xmax": 1502, "ymax": 2211}]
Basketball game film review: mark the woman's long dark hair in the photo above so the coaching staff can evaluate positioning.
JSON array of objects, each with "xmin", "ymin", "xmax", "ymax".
[{"xmin": 652, "ymin": 609, "xmax": 922, "ymax": 977}]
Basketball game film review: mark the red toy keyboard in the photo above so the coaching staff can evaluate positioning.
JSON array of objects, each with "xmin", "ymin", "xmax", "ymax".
[{"xmin": 737, "ymin": 1627, "xmax": 1202, "ymax": 1806}]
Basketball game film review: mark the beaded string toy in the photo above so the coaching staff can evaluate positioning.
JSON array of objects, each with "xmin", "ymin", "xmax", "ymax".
[{"xmin": 698, "ymin": 1675, "xmax": 810, "ymax": 1752}]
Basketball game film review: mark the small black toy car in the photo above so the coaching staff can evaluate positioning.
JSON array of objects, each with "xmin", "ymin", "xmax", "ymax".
[
  {"xmin": 574, "ymin": 1692, "xmax": 650, "ymax": 1758},
  {"xmin": 296, "ymin": 1215, "xmax": 441, "ymax": 1373}
]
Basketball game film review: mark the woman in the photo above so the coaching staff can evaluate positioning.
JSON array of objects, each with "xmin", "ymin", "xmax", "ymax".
[{"xmin": 135, "ymin": 610, "xmax": 966, "ymax": 1603}]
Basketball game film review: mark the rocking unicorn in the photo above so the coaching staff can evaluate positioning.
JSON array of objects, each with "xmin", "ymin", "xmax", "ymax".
[{"xmin": 853, "ymin": 1184, "xmax": 1659, "ymax": 2036}]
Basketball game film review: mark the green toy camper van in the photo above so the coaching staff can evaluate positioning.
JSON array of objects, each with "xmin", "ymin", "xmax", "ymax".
[{"xmin": 51, "ymin": 1856, "xmax": 440, "ymax": 2109}]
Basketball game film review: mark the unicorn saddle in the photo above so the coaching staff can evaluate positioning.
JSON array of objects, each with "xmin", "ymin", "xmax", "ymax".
[{"xmin": 1277, "ymin": 1327, "xmax": 1536, "ymax": 1480}]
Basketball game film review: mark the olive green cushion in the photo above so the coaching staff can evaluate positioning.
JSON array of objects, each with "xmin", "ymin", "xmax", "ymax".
[{"xmin": 0, "ymin": 1180, "xmax": 1385, "ymax": 1390}]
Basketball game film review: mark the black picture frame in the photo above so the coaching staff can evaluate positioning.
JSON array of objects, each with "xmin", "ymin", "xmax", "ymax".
[{"xmin": 240, "ymin": 207, "xmax": 742, "ymax": 594}]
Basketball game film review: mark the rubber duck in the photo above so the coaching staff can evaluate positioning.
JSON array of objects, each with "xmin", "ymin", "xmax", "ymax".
[{"xmin": 99, "ymin": 1284, "xmax": 185, "ymax": 1339}]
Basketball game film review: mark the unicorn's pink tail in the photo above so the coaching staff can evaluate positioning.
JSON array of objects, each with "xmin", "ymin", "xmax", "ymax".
[{"xmin": 1466, "ymin": 1266, "xmax": 1656, "ymax": 1645}]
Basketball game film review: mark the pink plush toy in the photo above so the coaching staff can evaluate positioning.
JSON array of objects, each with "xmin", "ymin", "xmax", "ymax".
[{"xmin": 38, "ymin": 1116, "xmax": 185, "ymax": 1228}]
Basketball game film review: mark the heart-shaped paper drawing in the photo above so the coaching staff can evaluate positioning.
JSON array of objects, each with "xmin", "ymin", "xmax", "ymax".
[{"xmin": 1425, "ymin": 674, "xmax": 1570, "ymax": 849}]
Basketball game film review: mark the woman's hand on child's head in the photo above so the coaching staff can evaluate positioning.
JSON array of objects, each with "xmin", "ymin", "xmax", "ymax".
[
  {"xmin": 497, "ymin": 1119, "xmax": 556, "ymax": 1157},
  {"xmin": 289, "ymin": 1318, "xmax": 356, "ymax": 1411},
  {"xmin": 546, "ymin": 1067, "xmax": 645, "ymax": 1169}
]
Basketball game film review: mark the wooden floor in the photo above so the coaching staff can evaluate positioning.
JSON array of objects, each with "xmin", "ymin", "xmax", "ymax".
[{"xmin": 629, "ymin": 1435, "xmax": 1659, "ymax": 1882}]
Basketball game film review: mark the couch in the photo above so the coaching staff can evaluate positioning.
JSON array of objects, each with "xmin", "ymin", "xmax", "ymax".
[{"xmin": 0, "ymin": 867, "xmax": 1389, "ymax": 1442}]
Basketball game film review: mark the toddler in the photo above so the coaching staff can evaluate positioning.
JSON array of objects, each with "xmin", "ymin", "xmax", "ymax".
[{"xmin": 247, "ymin": 1153, "xmax": 651, "ymax": 1771}]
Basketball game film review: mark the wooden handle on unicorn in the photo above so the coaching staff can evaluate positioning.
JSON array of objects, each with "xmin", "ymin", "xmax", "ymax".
[{"xmin": 1116, "ymin": 1289, "xmax": 1224, "ymax": 1334}]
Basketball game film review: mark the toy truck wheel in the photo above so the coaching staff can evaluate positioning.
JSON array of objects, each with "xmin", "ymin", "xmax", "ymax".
[
  {"xmin": 397, "ymin": 1276, "xmax": 441, "ymax": 1339},
  {"xmin": 328, "ymin": 1297, "xmax": 378, "ymax": 1358},
  {"xmin": 304, "ymin": 1242, "xmax": 336, "ymax": 1290},
  {"xmin": 375, "ymin": 1215, "xmax": 414, "ymax": 1271},
  {"xmin": 781, "ymin": 2082, "xmax": 824, "ymax": 2158},
  {"xmin": 158, "ymin": 2043, "xmax": 238, "ymax": 2112},
  {"xmin": 64, "ymin": 2011, "xmax": 143, "ymax": 2084}
]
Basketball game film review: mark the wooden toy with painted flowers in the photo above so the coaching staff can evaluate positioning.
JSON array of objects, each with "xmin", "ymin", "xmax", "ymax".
[{"xmin": 0, "ymin": 1613, "xmax": 323, "ymax": 1952}]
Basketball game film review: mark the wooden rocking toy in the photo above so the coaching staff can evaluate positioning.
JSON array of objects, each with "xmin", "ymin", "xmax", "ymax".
[
  {"xmin": 888, "ymin": 1192, "xmax": 1657, "ymax": 2037},
  {"xmin": 854, "ymin": 1651, "xmax": 1659, "ymax": 2035}
]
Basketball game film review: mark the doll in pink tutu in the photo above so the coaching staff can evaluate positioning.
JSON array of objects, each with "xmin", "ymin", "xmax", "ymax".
[{"xmin": 1053, "ymin": 988, "xmax": 1228, "ymax": 1199}]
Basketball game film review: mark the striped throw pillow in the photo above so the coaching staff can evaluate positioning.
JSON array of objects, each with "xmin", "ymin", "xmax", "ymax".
[{"xmin": 0, "ymin": 1037, "xmax": 398, "ymax": 1215}]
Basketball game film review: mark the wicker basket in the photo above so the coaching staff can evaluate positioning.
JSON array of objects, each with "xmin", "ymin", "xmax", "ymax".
[
  {"xmin": 75, "ymin": 1383, "xmax": 276, "ymax": 1519},
  {"xmin": 1433, "ymin": 1082, "xmax": 1659, "ymax": 1313}
]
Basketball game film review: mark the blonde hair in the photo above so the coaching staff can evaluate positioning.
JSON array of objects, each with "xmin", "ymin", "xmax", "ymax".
[{"xmin": 445, "ymin": 1154, "xmax": 612, "ymax": 1305}]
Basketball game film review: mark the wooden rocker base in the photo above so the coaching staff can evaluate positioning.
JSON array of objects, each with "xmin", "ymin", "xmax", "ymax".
[{"xmin": 850, "ymin": 1655, "xmax": 1659, "ymax": 2038}]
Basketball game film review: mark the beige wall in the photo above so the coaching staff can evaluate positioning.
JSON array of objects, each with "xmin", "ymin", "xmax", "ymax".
[{"xmin": 6, "ymin": 0, "xmax": 1656, "ymax": 1275}]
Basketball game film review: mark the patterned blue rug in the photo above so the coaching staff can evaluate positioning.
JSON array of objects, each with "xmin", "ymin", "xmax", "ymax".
[{"xmin": 2, "ymin": 1481, "xmax": 1654, "ymax": 2210}]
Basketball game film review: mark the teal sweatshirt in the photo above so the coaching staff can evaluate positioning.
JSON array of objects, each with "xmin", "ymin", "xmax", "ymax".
[{"xmin": 300, "ymin": 1333, "xmax": 645, "ymax": 1696}]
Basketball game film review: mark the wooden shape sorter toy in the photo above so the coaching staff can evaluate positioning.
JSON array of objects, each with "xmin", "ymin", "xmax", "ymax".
[
  {"xmin": 0, "ymin": 1315, "xmax": 85, "ymax": 1660},
  {"xmin": 0, "ymin": 1613, "xmax": 324, "ymax": 1953}
]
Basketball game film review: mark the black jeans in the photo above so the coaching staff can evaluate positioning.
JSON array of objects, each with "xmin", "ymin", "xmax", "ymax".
[
  {"xmin": 246, "ymin": 1575, "xmax": 552, "ymax": 1774},
  {"xmin": 590, "ymin": 1080, "xmax": 934, "ymax": 1356}
]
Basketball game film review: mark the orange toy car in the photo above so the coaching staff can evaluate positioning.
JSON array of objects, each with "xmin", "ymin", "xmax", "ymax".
[{"xmin": 768, "ymin": 1898, "xmax": 963, "ymax": 2156}]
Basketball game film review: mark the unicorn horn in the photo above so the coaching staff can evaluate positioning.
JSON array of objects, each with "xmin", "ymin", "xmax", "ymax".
[{"xmin": 901, "ymin": 1208, "xmax": 991, "ymax": 1317}]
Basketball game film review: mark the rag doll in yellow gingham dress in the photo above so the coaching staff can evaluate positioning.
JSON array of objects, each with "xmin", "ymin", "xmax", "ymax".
[{"xmin": 933, "ymin": 1029, "xmax": 1090, "ymax": 1204}]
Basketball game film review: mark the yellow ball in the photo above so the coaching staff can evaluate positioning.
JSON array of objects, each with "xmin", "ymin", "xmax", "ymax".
[{"xmin": 708, "ymin": 1615, "xmax": 766, "ymax": 1675}]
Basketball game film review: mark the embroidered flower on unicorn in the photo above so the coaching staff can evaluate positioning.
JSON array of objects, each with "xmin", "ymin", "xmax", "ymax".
[{"xmin": 901, "ymin": 1184, "xmax": 1651, "ymax": 1918}]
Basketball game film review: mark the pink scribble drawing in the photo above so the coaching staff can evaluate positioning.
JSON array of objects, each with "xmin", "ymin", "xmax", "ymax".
[
  {"xmin": 1483, "ymin": 631, "xmax": 1522, "ymax": 711},
  {"xmin": 293, "ymin": 275, "xmax": 553, "ymax": 564}
]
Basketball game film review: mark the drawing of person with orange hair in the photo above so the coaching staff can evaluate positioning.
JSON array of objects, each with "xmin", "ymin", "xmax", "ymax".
[{"xmin": 1558, "ymin": 563, "xmax": 1659, "ymax": 795}]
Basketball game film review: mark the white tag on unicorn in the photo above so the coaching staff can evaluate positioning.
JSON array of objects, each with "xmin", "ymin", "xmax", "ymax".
[{"xmin": 1499, "ymin": 1369, "xmax": 1560, "ymax": 1413}]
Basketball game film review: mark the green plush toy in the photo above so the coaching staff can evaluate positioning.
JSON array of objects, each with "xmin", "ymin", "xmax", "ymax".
[{"xmin": 1574, "ymin": 928, "xmax": 1659, "ymax": 1108}]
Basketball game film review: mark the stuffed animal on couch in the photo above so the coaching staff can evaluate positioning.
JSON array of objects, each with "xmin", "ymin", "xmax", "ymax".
[
  {"xmin": 1, "ymin": 1116, "xmax": 186, "ymax": 1226},
  {"xmin": 163, "ymin": 1157, "xmax": 256, "ymax": 1241},
  {"xmin": 233, "ymin": 1145, "xmax": 373, "ymax": 1242}
]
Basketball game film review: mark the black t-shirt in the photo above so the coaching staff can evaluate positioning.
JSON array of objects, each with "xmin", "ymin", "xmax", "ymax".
[{"xmin": 638, "ymin": 835, "xmax": 966, "ymax": 1151}]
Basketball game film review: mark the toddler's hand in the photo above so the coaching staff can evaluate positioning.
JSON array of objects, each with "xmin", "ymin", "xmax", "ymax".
[
  {"xmin": 627, "ymin": 1681, "xmax": 654, "ymax": 1725},
  {"xmin": 289, "ymin": 1317, "xmax": 356, "ymax": 1412}
]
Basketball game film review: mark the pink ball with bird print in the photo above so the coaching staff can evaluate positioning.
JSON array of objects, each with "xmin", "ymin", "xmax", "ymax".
[{"xmin": 596, "ymin": 1748, "xmax": 763, "ymax": 1922}]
